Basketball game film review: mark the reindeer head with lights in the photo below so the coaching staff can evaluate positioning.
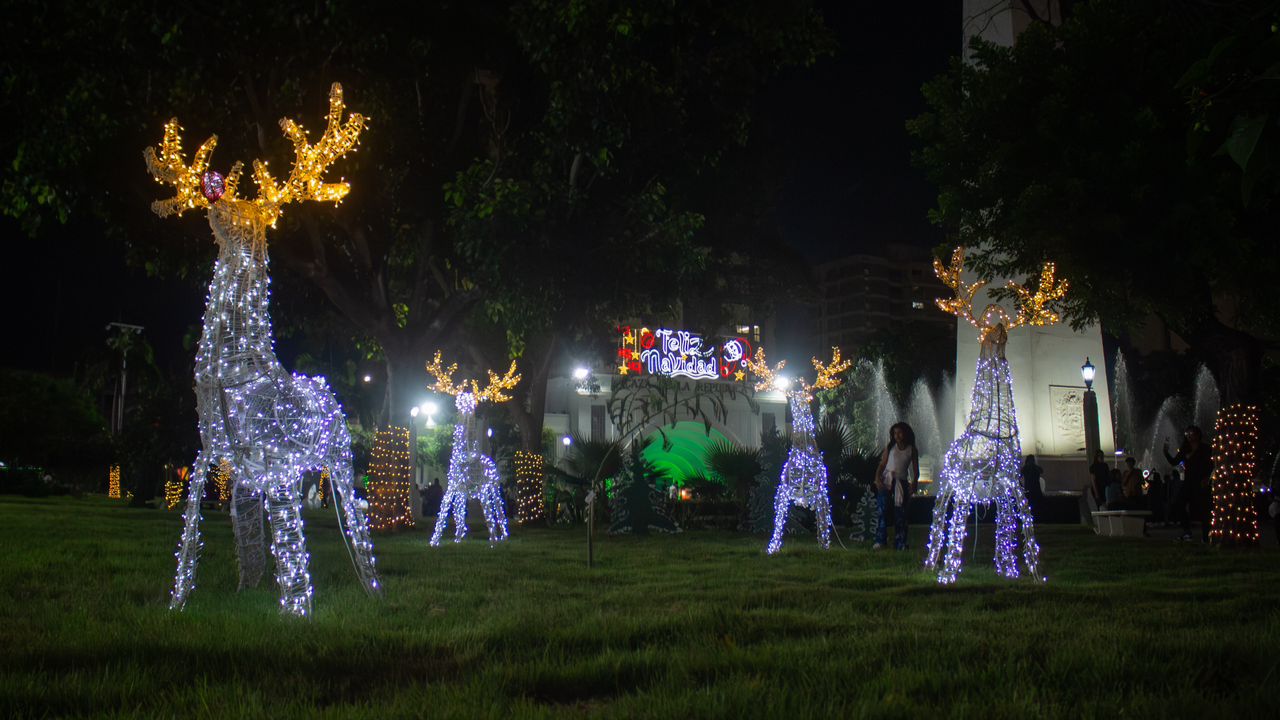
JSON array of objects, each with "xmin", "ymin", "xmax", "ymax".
[
  {"xmin": 934, "ymin": 247, "xmax": 1068, "ymax": 358},
  {"xmin": 425, "ymin": 351, "xmax": 521, "ymax": 416},
  {"xmin": 144, "ymin": 83, "xmax": 366, "ymax": 253}
]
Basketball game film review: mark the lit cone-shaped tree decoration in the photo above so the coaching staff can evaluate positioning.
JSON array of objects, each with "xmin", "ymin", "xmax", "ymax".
[
  {"xmin": 513, "ymin": 451, "xmax": 546, "ymax": 524},
  {"xmin": 144, "ymin": 83, "xmax": 379, "ymax": 616},
  {"xmin": 746, "ymin": 346, "xmax": 851, "ymax": 554},
  {"xmin": 1209, "ymin": 403, "xmax": 1261, "ymax": 546},
  {"xmin": 367, "ymin": 428, "xmax": 415, "ymax": 532},
  {"xmin": 924, "ymin": 247, "xmax": 1067, "ymax": 584},
  {"xmin": 425, "ymin": 352, "xmax": 520, "ymax": 545}
]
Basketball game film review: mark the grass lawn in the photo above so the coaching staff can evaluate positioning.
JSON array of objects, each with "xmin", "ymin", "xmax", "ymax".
[{"xmin": 0, "ymin": 495, "xmax": 1276, "ymax": 718}]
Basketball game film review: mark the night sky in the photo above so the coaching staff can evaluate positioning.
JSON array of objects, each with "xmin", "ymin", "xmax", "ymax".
[{"xmin": 0, "ymin": 1, "xmax": 960, "ymax": 377}]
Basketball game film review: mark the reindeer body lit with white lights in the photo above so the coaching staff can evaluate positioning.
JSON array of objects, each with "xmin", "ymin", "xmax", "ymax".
[
  {"xmin": 145, "ymin": 84, "xmax": 379, "ymax": 615},
  {"xmin": 924, "ymin": 247, "xmax": 1068, "ymax": 583},
  {"xmin": 746, "ymin": 347, "xmax": 852, "ymax": 554},
  {"xmin": 426, "ymin": 352, "xmax": 520, "ymax": 545}
]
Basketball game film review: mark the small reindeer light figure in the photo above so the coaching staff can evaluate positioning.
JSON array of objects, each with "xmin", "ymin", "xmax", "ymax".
[
  {"xmin": 426, "ymin": 352, "xmax": 521, "ymax": 545},
  {"xmin": 145, "ymin": 84, "xmax": 377, "ymax": 616},
  {"xmin": 746, "ymin": 347, "xmax": 852, "ymax": 554},
  {"xmin": 925, "ymin": 247, "xmax": 1068, "ymax": 583}
]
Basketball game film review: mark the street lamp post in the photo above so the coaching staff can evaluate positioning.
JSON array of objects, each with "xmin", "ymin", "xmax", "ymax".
[{"xmin": 1080, "ymin": 357, "xmax": 1101, "ymax": 523}]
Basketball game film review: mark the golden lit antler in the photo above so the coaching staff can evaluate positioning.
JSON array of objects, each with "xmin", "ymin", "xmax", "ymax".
[
  {"xmin": 426, "ymin": 352, "xmax": 521, "ymax": 403},
  {"xmin": 142, "ymin": 120, "xmax": 221, "ymax": 218},
  {"xmin": 425, "ymin": 351, "xmax": 463, "ymax": 397},
  {"xmin": 806, "ymin": 347, "xmax": 851, "ymax": 393},
  {"xmin": 933, "ymin": 246, "xmax": 987, "ymax": 330},
  {"xmin": 1007, "ymin": 262, "xmax": 1068, "ymax": 330},
  {"xmin": 252, "ymin": 82, "xmax": 367, "ymax": 224},
  {"xmin": 745, "ymin": 347, "xmax": 787, "ymax": 392},
  {"xmin": 474, "ymin": 361, "xmax": 521, "ymax": 404}
]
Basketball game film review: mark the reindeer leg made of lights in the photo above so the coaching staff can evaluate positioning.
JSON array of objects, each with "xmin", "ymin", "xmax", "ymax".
[
  {"xmin": 170, "ymin": 451, "xmax": 212, "ymax": 609},
  {"xmin": 478, "ymin": 455, "xmax": 510, "ymax": 542},
  {"xmin": 325, "ymin": 420, "xmax": 379, "ymax": 593},
  {"xmin": 766, "ymin": 463, "xmax": 797, "ymax": 556},
  {"xmin": 262, "ymin": 463, "xmax": 313, "ymax": 617},
  {"xmin": 230, "ymin": 477, "xmax": 267, "ymax": 590}
]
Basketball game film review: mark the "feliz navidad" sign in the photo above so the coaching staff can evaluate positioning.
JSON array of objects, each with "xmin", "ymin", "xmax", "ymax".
[{"xmin": 616, "ymin": 326, "xmax": 754, "ymax": 382}]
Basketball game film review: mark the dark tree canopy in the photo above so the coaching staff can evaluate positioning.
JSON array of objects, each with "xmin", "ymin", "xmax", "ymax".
[{"xmin": 908, "ymin": 0, "xmax": 1280, "ymax": 401}]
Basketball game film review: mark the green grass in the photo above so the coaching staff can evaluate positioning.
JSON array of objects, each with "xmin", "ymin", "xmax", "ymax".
[{"xmin": 0, "ymin": 495, "xmax": 1276, "ymax": 718}]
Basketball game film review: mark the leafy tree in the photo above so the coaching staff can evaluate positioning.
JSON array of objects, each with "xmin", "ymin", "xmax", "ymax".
[
  {"xmin": 448, "ymin": 0, "xmax": 833, "ymax": 452},
  {"xmin": 0, "ymin": 369, "xmax": 111, "ymax": 486},
  {"xmin": 908, "ymin": 0, "xmax": 1280, "ymax": 403}
]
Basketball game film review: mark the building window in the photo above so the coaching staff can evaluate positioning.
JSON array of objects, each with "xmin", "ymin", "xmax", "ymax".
[
  {"xmin": 762, "ymin": 412, "xmax": 777, "ymax": 436},
  {"xmin": 590, "ymin": 405, "xmax": 606, "ymax": 441}
]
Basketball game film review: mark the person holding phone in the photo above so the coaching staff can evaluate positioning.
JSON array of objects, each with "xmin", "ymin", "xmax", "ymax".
[{"xmin": 1164, "ymin": 426, "xmax": 1213, "ymax": 542}]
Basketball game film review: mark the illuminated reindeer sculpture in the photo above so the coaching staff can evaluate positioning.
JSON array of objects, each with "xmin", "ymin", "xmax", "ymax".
[
  {"xmin": 924, "ymin": 247, "xmax": 1068, "ymax": 583},
  {"xmin": 145, "ymin": 83, "xmax": 379, "ymax": 615},
  {"xmin": 746, "ymin": 347, "xmax": 852, "ymax": 554},
  {"xmin": 425, "ymin": 352, "xmax": 520, "ymax": 545}
]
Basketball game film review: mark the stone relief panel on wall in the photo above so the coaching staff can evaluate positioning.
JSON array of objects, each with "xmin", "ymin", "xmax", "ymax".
[{"xmin": 1048, "ymin": 385, "xmax": 1087, "ymax": 457}]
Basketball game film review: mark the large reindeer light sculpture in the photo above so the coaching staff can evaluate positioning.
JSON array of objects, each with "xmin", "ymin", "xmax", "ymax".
[
  {"xmin": 746, "ymin": 347, "xmax": 852, "ymax": 555},
  {"xmin": 145, "ymin": 83, "xmax": 378, "ymax": 616},
  {"xmin": 426, "ymin": 352, "xmax": 521, "ymax": 545},
  {"xmin": 924, "ymin": 247, "xmax": 1068, "ymax": 584}
]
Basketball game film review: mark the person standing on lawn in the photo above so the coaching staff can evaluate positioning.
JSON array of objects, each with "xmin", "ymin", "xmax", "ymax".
[
  {"xmin": 873, "ymin": 422, "xmax": 920, "ymax": 550},
  {"xmin": 1088, "ymin": 450, "xmax": 1110, "ymax": 510},
  {"xmin": 1164, "ymin": 426, "xmax": 1213, "ymax": 542}
]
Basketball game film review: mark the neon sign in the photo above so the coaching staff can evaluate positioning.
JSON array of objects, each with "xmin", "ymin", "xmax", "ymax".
[{"xmin": 616, "ymin": 326, "xmax": 754, "ymax": 382}]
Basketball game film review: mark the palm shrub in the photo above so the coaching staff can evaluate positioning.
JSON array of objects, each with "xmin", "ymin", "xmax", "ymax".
[{"xmin": 703, "ymin": 439, "xmax": 761, "ymax": 529}]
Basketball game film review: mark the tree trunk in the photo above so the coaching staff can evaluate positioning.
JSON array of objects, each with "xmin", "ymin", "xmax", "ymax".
[
  {"xmin": 1192, "ymin": 316, "xmax": 1264, "ymax": 406},
  {"xmin": 511, "ymin": 333, "xmax": 559, "ymax": 452},
  {"xmin": 383, "ymin": 344, "xmax": 427, "ymax": 432}
]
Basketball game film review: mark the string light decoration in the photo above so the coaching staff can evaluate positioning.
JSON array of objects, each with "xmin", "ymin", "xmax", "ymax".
[
  {"xmin": 212, "ymin": 459, "xmax": 233, "ymax": 503},
  {"xmin": 367, "ymin": 428, "xmax": 415, "ymax": 532},
  {"xmin": 319, "ymin": 467, "xmax": 331, "ymax": 509},
  {"xmin": 513, "ymin": 451, "xmax": 546, "ymax": 524},
  {"xmin": 145, "ymin": 83, "xmax": 378, "ymax": 616},
  {"xmin": 165, "ymin": 467, "xmax": 190, "ymax": 510},
  {"xmin": 425, "ymin": 351, "xmax": 520, "ymax": 545},
  {"xmin": 1210, "ymin": 403, "xmax": 1261, "ymax": 546},
  {"xmin": 108, "ymin": 465, "xmax": 122, "ymax": 499},
  {"xmin": 924, "ymin": 247, "xmax": 1065, "ymax": 584},
  {"xmin": 746, "ymin": 347, "xmax": 851, "ymax": 554}
]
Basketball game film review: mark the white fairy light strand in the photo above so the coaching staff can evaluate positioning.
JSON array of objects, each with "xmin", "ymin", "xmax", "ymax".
[{"xmin": 147, "ymin": 83, "xmax": 380, "ymax": 616}]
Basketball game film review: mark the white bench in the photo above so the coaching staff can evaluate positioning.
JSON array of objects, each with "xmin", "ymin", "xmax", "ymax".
[{"xmin": 1091, "ymin": 510, "xmax": 1151, "ymax": 538}]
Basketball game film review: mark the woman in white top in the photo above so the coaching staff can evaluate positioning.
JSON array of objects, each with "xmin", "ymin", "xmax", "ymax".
[{"xmin": 872, "ymin": 422, "xmax": 920, "ymax": 550}]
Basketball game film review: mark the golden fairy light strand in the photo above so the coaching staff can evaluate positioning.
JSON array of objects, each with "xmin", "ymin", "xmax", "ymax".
[
  {"xmin": 1210, "ymin": 403, "xmax": 1261, "ymax": 545},
  {"xmin": 108, "ymin": 465, "xmax": 122, "ymax": 499},
  {"xmin": 367, "ymin": 428, "xmax": 415, "ymax": 532},
  {"xmin": 514, "ymin": 451, "xmax": 546, "ymax": 525}
]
